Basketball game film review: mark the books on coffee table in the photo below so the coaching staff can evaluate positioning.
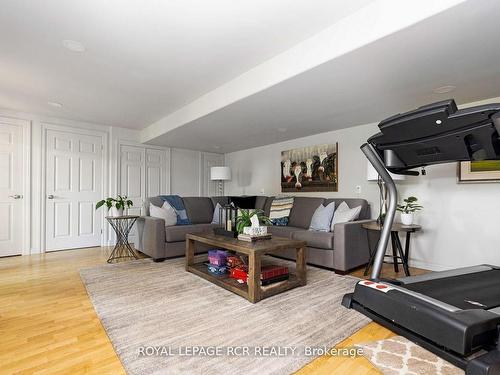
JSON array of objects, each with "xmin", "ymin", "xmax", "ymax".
[
  {"xmin": 229, "ymin": 264, "xmax": 289, "ymax": 285},
  {"xmin": 237, "ymin": 233, "xmax": 272, "ymax": 242}
]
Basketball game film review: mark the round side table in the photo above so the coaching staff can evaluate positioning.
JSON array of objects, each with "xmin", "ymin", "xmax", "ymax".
[
  {"xmin": 362, "ymin": 222, "xmax": 422, "ymax": 277},
  {"xmin": 106, "ymin": 215, "xmax": 139, "ymax": 263}
]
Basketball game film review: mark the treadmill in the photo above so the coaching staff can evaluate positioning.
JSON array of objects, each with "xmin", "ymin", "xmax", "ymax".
[{"xmin": 342, "ymin": 99, "xmax": 500, "ymax": 375}]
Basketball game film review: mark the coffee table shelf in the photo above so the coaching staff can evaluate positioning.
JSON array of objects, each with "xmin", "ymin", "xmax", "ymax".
[{"xmin": 185, "ymin": 233, "xmax": 307, "ymax": 303}]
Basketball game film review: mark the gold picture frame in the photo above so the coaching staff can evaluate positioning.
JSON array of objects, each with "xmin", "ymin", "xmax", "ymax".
[{"xmin": 458, "ymin": 160, "xmax": 500, "ymax": 183}]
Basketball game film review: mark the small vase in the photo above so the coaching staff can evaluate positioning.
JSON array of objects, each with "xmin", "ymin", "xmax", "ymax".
[
  {"xmin": 111, "ymin": 207, "xmax": 124, "ymax": 217},
  {"xmin": 400, "ymin": 213, "xmax": 413, "ymax": 225}
]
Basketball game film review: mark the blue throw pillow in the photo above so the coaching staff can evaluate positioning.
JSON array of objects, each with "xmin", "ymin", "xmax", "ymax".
[
  {"xmin": 159, "ymin": 195, "xmax": 192, "ymax": 225},
  {"xmin": 309, "ymin": 202, "xmax": 335, "ymax": 232}
]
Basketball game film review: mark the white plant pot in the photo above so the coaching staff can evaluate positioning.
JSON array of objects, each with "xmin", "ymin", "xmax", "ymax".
[
  {"xmin": 110, "ymin": 207, "xmax": 124, "ymax": 217},
  {"xmin": 400, "ymin": 213, "xmax": 414, "ymax": 225}
]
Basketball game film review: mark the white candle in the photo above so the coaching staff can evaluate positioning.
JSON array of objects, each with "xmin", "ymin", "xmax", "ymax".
[{"xmin": 226, "ymin": 219, "xmax": 232, "ymax": 231}]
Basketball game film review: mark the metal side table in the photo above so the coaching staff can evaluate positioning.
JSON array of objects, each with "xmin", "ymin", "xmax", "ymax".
[
  {"xmin": 362, "ymin": 221, "xmax": 421, "ymax": 277},
  {"xmin": 106, "ymin": 215, "xmax": 139, "ymax": 263}
]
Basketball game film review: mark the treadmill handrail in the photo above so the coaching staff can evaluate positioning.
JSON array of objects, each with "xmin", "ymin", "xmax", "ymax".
[{"xmin": 362, "ymin": 143, "xmax": 397, "ymax": 280}]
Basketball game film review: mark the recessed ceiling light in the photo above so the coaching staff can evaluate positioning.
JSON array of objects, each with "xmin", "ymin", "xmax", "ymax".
[
  {"xmin": 277, "ymin": 127, "xmax": 287, "ymax": 133},
  {"xmin": 62, "ymin": 39, "xmax": 86, "ymax": 52},
  {"xmin": 432, "ymin": 85, "xmax": 456, "ymax": 94},
  {"xmin": 47, "ymin": 101, "xmax": 63, "ymax": 108}
]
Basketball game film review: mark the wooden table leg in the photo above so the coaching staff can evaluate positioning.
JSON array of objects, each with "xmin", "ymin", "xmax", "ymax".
[
  {"xmin": 247, "ymin": 252, "xmax": 261, "ymax": 303},
  {"xmin": 185, "ymin": 238, "xmax": 195, "ymax": 271},
  {"xmin": 296, "ymin": 246, "xmax": 307, "ymax": 286}
]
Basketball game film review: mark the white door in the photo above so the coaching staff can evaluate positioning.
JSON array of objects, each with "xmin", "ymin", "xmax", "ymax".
[
  {"xmin": 0, "ymin": 120, "xmax": 24, "ymax": 256},
  {"xmin": 119, "ymin": 145, "xmax": 167, "ymax": 245},
  {"xmin": 119, "ymin": 145, "xmax": 145, "ymax": 245},
  {"xmin": 45, "ymin": 129, "xmax": 103, "ymax": 251}
]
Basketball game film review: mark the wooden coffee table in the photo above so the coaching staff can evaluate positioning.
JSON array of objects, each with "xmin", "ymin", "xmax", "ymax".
[{"xmin": 185, "ymin": 233, "xmax": 307, "ymax": 303}]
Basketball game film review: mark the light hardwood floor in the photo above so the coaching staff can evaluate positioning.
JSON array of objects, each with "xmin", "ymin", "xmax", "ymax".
[{"xmin": 0, "ymin": 247, "xmax": 427, "ymax": 375}]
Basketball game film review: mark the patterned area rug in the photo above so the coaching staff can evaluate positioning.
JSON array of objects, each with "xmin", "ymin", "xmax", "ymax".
[
  {"xmin": 80, "ymin": 257, "xmax": 369, "ymax": 375},
  {"xmin": 357, "ymin": 336, "xmax": 463, "ymax": 375}
]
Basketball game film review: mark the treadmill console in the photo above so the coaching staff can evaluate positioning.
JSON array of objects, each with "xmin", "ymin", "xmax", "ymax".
[{"xmin": 367, "ymin": 99, "xmax": 500, "ymax": 173}]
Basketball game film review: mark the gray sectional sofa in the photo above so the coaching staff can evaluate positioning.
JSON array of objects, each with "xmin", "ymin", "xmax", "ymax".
[{"xmin": 136, "ymin": 195, "xmax": 372, "ymax": 274}]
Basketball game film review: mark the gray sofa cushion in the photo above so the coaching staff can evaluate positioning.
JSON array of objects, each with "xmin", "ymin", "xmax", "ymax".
[
  {"xmin": 266, "ymin": 225, "xmax": 302, "ymax": 238},
  {"xmin": 143, "ymin": 196, "xmax": 164, "ymax": 216},
  {"xmin": 182, "ymin": 197, "xmax": 214, "ymax": 224},
  {"xmin": 210, "ymin": 196, "xmax": 229, "ymax": 209},
  {"xmin": 165, "ymin": 223, "xmax": 218, "ymax": 242},
  {"xmin": 324, "ymin": 198, "xmax": 370, "ymax": 220},
  {"xmin": 292, "ymin": 230, "xmax": 335, "ymax": 250},
  {"xmin": 254, "ymin": 196, "xmax": 268, "ymax": 211},
  {"xmin": 263, "ymin": 196, "xmax": 274, "ymax": 217},
  {"xmin": 287, "ymin": 197, "xmax": 325, "ymax": 229}
]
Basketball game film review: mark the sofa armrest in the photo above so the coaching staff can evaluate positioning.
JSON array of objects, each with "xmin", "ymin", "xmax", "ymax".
[
  {"xmin": 136, "ymin": 216, "xmax": 166, "ymax": 260},
  {"xmin": 333, "ymin": 219, "xmax": 375, "ymax": 272}
]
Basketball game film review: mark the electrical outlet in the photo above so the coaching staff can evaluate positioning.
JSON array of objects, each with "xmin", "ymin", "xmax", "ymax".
[
  {"xmin": 355, "ymin": 185, "xmax": 362, "ymax": 194},
  {"xmin": 260, "ymin": 188, "xmax": 265, "ymax": 194}
]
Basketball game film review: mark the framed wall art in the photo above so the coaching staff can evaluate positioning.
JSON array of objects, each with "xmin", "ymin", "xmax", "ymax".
[
  {"xmin": 458, "ymin": 160, "xmax": 500, "ymax": 183},
  {"xmin": 281, "ymin": 143, "xmax": 338, "ymax": 192}
]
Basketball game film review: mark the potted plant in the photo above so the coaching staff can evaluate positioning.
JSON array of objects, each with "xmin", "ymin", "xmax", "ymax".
[
  {"xmin": 397, "ymin": 196, "xmax": 423, "ymax": 225},
  {"xmin": 96, "ymin": 195, "xmax": 133, "ymax": 217},
  {"xmin": 235, "ymin": 209, "xmax": 271, "ymax": 234}
]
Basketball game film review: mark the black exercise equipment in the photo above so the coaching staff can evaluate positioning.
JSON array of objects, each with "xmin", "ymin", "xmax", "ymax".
[{"xmin": 342, "ymin": 99, "xmax": 500, "ymax": 374}]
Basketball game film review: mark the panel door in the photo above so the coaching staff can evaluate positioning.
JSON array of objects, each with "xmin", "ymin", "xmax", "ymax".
[
  {"xmin": 202, "ymin": 152, "xmax": 225, "ymax": 196},
  {"xmin": 146, "ymin": 148, "xmax": 167, "ymax": 197},
  {"xmin": 119, "ymin": 145, "xmax": 145, "ymax": 244},
  {"xmin": 0, "ymin": 121, "xmax": 24, "ymax": 256},
  {"xmin": 45, "ymin": 129, "xmax": 103, "ymax": 251}
]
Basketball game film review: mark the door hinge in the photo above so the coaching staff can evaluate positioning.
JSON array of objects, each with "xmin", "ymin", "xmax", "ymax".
[
  {"xmin": 100, "ymin": 229, "xmax": 103, "ymax": 234},
  {"xmin": 101, "ymin": 144, "xmax": 104, "ymax": 150}
]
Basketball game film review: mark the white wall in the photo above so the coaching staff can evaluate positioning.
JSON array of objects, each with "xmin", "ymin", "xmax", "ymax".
[
  {"xmin": 0, "ymin": 108, "xmax": 221, "ymax": 254},
  {"xmin": 225, "ymin": 99, "xmax": 500, "ymax": 271}
]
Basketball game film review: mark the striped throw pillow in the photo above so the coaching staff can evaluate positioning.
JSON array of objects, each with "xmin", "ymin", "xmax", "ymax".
[{"xmin": 269, "ymin": 197, "xmax": 294, "ymax": 226}]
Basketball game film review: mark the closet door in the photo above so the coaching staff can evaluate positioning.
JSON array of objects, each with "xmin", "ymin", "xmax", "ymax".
[
  {"xmin": 145, "ymin": 148, "xmax": 166, "ymax": 198},
  {"xmin": 118, "ymin": 145, "xmax": 168, "ymax": 247},
  {"xmin": 119, "ymin": 145, "xmax": 145, "ymax": 245}
]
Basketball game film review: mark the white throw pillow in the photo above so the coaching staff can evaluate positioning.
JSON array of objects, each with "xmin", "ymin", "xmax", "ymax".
[
  {"xmin": 331, "ymin": 201, "xmax": 362, "ymax": 230},
  {"xmin": 309, "ymin": 202, "xmax": 335, "ymax": 232},
  {"xmin": 150, "ymin": 202, "xmax": 177, "ymax": 227}
]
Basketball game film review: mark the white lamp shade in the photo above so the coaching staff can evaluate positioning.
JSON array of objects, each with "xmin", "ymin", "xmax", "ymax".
[
  {"xmin": 366, "ymin": 161, "xmax": 405, "ymax": 181},
  {"xmin": 210, "ymin": 166, "xmax": 231, "ymax": 181}
]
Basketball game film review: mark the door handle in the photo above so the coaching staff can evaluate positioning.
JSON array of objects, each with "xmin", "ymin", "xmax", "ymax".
[
  {"xmin": 47, "ymin": 194, "xmax": 55, "ymax": 199},
  {"xmin": 9, "ymin": 194, "xmax": 22, "ymax": 199}
]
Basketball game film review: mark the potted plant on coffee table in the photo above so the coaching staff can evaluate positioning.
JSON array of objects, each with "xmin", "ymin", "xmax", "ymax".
[
  {"xmin": 235, "ymin": 209, "xmax": 271, "ymax": 234},
  {"xmin": 96, "ymin": 195, "xmax": 133, "ymax": 217},
  {"xmin": 397, "ymin": 196, "xmax": 423, "ymax": 225}
]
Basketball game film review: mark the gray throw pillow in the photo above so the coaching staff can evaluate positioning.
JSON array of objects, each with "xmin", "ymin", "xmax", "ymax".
[
  {"xmin": 211, "ymin": 203, "xmax": 224, "ymax": 224},
  {"xmin": 331, "ymin": 201, "xmax": 362, "ymax": 231},
  {"xmin": 309, "ymin": 202, "xmax": 335, "ymax": 232}
]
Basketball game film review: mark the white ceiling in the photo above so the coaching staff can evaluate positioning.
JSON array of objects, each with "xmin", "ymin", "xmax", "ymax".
[
  {"xmin": 0, "ymin": 0, "xmax": 372, "ymax": 127},
  {"xmin": 146, "ymin": 0, "xmax": 500, "ymax": 153}
]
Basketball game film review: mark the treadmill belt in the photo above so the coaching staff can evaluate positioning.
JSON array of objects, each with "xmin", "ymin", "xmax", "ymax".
[{"xmin": 404, "ymin": 269, "xmax": 500, "ymax": 310}]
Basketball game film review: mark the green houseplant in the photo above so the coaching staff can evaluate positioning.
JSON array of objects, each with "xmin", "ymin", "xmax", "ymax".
[
  {"xmin": 235, "ymin": 209, "xmax": 271, "ymax": 234},
  {"xmin": 396, "ymin": 196, "xmax": 423, "ymax": 225},
  {"xmin": 96, "ymin": 195, "xmax": 133, "ymax": 217}
]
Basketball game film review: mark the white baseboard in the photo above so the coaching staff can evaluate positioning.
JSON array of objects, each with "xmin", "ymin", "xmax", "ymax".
[{"xmin": 408, "ymin": 258, "xmax": 452, "ymax": 272}]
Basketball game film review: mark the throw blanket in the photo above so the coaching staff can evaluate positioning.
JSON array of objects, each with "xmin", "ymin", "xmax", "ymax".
[
  {"xmin": 269, "ymin": 196, "xmax": 294, "ymax": 226},
  {"xmin": 159, "ymin": 195, "xmax": 191, "ymax": 225}
]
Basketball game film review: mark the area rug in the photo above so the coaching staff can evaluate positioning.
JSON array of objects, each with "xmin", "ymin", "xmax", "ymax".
[
  {"xmin": 80, "ymin": 257, "xmax": 369, "ymax": 375},
  {"xmin": 356, "ymin": 336, "xmax": 463, "ymax": 375}
]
